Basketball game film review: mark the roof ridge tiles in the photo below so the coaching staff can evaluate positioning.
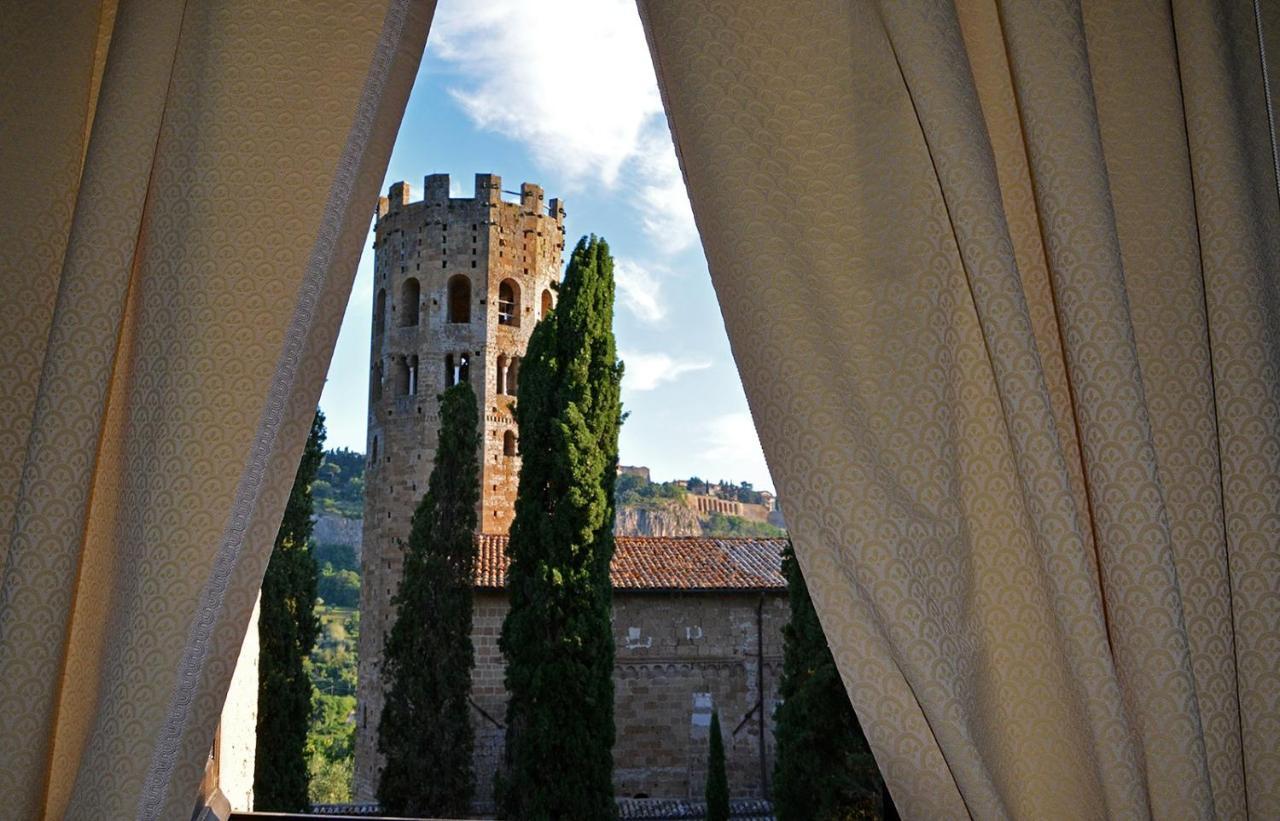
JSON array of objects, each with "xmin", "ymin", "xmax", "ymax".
[{"xmin": 472, "ymin": 534, "xmax": 787, "ymax": 591}]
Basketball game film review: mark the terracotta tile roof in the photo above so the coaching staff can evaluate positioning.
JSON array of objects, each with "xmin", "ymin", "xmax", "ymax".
[{"xmin": 474, "ymin": 535, "xmax": 788, "ymax": 592}]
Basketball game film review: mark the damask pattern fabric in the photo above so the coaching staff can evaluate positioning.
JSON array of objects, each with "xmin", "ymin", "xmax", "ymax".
[
  {"xmin": 639, "ymin": 0, "xmax": 1280, "ymax": 817},
  {"xmin": 0, "ymin": 1, "xmax": 432, "ymax": 816}
]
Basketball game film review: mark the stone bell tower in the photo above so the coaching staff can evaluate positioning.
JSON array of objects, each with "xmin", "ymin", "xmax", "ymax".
[{"xmin": 354, "ymin": 173, "xmax": 565, "ymax": 799}]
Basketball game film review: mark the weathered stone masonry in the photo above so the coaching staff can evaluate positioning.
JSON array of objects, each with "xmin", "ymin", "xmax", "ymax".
[
  {"xmin": 469, "ymin": 536, "xmax": 789, "ymax": 814},
  {"xmin": 355, "ymin": 174, "xmax": 564, "ymax": 799},
  {"xmin": 353, "ymin": 173, "xmax": 791, "ymax": 811}
]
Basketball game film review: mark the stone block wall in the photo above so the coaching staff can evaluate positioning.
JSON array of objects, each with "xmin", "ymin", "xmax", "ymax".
[{"xmin": 468, "ymin": 589, "xmax": 788, "ymax": 814}]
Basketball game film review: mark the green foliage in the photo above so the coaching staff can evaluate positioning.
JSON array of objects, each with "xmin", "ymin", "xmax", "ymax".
[
  {"xmin": 701, "ymin": 512, "xmax": 787, "ymax": 539},
  {"xmin": 311, "ymin": 608, "xmax": 358, "ymax": 698},
  {"xmin": 307, "ymin": 690, "xmax": 356, "ymax": 803},
  {"xmin": 256, "ymin": 411, "xmax": 325, "ymax": 810},
  {"xmin": 615, "ymin": 472, "xmax": 687, "ymax": 508},
  {"xmin": 715, "ymin": 479, "xmax": 767, "ymax": 506},
  {"xmin": 706, "ymin": 710, "xmax": 730, "ymax": 821},
  {"xmin": 313, "ymin": 447, "xmax": 365, "ymax": 518},
  {"xmin": 306, "ymin": 608, "xmax": 359, "ymax": 803},
  {"xmin": 378, "ymin": 382, "xmax": 481, "ymax": 817},
  {"xmin": 773, "ymin": 544, "xmax": 885, "ymax": 820},
  {"xmin": 314, "ymin": 541, "xmax": 358, "ymax": 574},
  {"xmin": 308, "ymin": 750, "xmax": 354, "ymax": 805},
  {"xmin": 500, "ymin": 235, "xmax": 624, "ymax": 820},
  {"xmin": 317, "ymin": 564, "xmax": 360, "ymax": 609},
  {"xmin": 315, "ymin": 540, "xmax": 360, "ymax": 609}
]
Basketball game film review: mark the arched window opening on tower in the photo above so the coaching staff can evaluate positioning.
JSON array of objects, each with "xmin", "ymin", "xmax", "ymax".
[
  {"xmin": 540, "ymin": 288, "xmax": 553, "ymax": 319},
  {"xmin": 408, "ymin": 354, "xmax": 418, "ymax": 396},
  {"xmin": 459, "ymin": 352, "xmax": 471, "ymax": 384},
  {"xmin": 445, "ymin": 353, "xmax": 456, "ymax": 387},
  {"xmin": 508, "ymin": 356, "xmax": 520, "ymax": 396},
  {"xmin": 497, "ymin": 354, "xmax": 509, "ymax": 395},
  {"xmin": 498, "ymin": 279, "xmax": 520, "ymax": 326},
  {"xmin": 370, "ymin": 436, "xmax": 378, "ymax": 463},
  {"xmin": 374, "ymin": 288, "xmax": 386, "ymax": 337},
  {"xmin": 503, "ymin": 430, "xmax": 518, "ymax": 457},
  {"xmin": 371, "ymin": 361, "xmax": 383, "ymax": 401},
  {"xmin": 394, "ymin": 356, "xmax": 410, "ymax": 396},
  {"xmin": 400, "ymin": 278, "xmax": 420, "ymax": 326},
  {"xmin": 448, "ymin": 275, "xmax": 471, "ymax": 323}
]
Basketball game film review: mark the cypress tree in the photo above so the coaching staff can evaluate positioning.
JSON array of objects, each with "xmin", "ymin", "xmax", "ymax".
[
  {"xmin": 377, "ymin": 382, "xmax": 481, "ymax": 816},
  {"xmin": 773, "ymin": 543, "xmax": 886, "ymax": 819},
  {"xmin": 705, "ymin": 709, "xmax": 730, "ymax": 821},
  {"xmin": 255, "ymin": 410, "xmax": 325, "ymax": 810},
  {"xmin": 499, "ymin": 235, "xmax": 624, "ymax": 820}
]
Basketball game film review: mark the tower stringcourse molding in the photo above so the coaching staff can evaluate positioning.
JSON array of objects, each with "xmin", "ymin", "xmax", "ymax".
[{"xmin": 354, "ymin": 173, "xmax": 565, "ymax": 800}]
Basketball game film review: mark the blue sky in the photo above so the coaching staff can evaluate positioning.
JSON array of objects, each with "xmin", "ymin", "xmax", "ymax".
[{"xmin": 318, "ymin": 0, "xmax": 775, "ymax": 492}]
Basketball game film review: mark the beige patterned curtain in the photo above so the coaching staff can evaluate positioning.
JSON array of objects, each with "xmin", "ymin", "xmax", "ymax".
[
  {"xmin": 0, "ymin": 1, "xmax": 431, "ymax": 816},
  {"xmin": 640, "ymin": 0, "xmax": 1280, "ymax": 817}
]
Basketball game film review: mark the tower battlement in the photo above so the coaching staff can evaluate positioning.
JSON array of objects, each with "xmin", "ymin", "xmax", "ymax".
[
  {"xmin": 355, "ymin": 173, "xmax": 566, "ymax": 800},
  {"xmin": 378, "ymin": 173, "xmax": 567, "ymax": 223}
]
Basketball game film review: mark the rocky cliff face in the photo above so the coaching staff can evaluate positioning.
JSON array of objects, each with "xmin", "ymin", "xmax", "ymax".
[
  {"xmin": 313, "ymin": 513, "xmax": 363, "ymax": 560},
  {"xmin": 614, "ymin": 504, "xmax": 703, "ymax": 537}
]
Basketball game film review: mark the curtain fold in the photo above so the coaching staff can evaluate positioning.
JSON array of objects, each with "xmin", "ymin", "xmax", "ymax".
[
  {"xmin": 639, "ymin": 0, "xmax": 1280, "ymax": 817},
  {"xmin": 0, "ymin": 1, "xmax": 432, "ymax": 816}
]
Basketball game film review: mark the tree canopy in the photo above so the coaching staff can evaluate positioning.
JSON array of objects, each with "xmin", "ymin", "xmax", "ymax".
[
  {"xmin": 377, "ymin": 382, "xmax": 482, "ymax": 816},
  {"xmin": 499, "ymin": 235, "xmax": 624, "ymax": 820},
  {"xmin": 255, "ymin": 411, "xmax": 325, "ymax": 810}
]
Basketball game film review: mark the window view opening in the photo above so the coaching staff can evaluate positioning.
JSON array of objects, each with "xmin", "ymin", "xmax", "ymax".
[
  {"xmin": 448, "ymin": 274, "xmax": 471, "ymax": 323},
  {"xmin": 497, "ymin": 354, "xmax": 509, "ymax": 395},
  {"xmin": 374, "ymin": 288, "xmax": 386, "ymax": 337},
  {"xmin": 497, "ymin": 278, "xmax": 520, "ymax": 326},
  {"xmin": 400, "ymin": 278, "xmax": 420, "ymax": 326},
  {"xmin": 393, "ymin": 356, "xmax": 410, "ymax": 396},
  {"xmin": 303, "ymin": 2, "xmax": 789, "ymax": 814}
]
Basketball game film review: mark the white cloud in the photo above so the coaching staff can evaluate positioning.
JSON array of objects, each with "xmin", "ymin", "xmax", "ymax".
[
  {"xmin": 429, "ymin": 0, "xmax": 697, "ymax": 252},
  {"xmin": 613, "ymin": 258, "xmax": 665, "ymax": 323},
  {"xmin": 634, "ymin": 131, "xmax": 698, "ymax": 252},
  {"xmin": 620, "ymin": 351, "xmax": 711, "ymax": 392},
  {"xmin": 696, "ymin": 412, "xmax": 773, "ymax": 488}
]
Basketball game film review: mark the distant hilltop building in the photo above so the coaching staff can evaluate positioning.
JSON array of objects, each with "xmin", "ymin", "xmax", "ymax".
[
  {"xmin": 618, "ymin": 464, "xmax": 652, "ymax": 483},
  {"xmin": 355, "ymin": 176, "xmax": 789, "ymax": 809},
  {"xmin": 684, "ymin": 492, "xmax": 775, "ymax": 525}
]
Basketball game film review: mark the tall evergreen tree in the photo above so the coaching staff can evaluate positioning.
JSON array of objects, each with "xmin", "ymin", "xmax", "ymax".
[
  {"xmin": 499, "ymin": 235, "xmax": 624, "ymax": 820},
  {"xmin": 377, "ymin": 382, "xmax": 481, "ymax": 816},
  {"xmin": 705, "ymin": 709, "xmax": 730, "ymax": 821},
  {"xmin": 773, "ymin": 543, "xmax": 886, "ymax": 819},
  {"xmin": 255, "ymin": 411, "xmax": 325, "ymax": 810}
]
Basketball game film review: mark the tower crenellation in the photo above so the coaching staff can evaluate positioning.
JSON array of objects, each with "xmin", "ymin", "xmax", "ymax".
[{"xmin": 354, "ymin": 173, "xmax": 565, "ymax": 799}]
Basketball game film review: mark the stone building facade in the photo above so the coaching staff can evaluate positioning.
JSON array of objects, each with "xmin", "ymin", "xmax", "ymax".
[
  {"xmin": 354, "ymin": 174, "xmax": 565, "ymax": 799},
  {"xmin": 683, "ymin": 492, "xmax": 775, "ymax": 524},
  {"xmin": 353, "ymin": 173, "xmax": 791, "ymax": 811},
  {"xmin": 469, "ymin": 536, "xmax": 788, "ymax": 815}
]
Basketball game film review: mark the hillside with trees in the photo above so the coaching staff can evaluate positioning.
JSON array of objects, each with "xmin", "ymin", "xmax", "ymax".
[
  {"xmin": 313, "ymin": 447, "xmax": 365, "ymax": 519},
  {"xmin": 614, "ymin": 473, "xmax": 786, "ymax": 538},
  {"xmin": 306, "ymin": 448, "xmax": 365, "ymax": 804}
]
